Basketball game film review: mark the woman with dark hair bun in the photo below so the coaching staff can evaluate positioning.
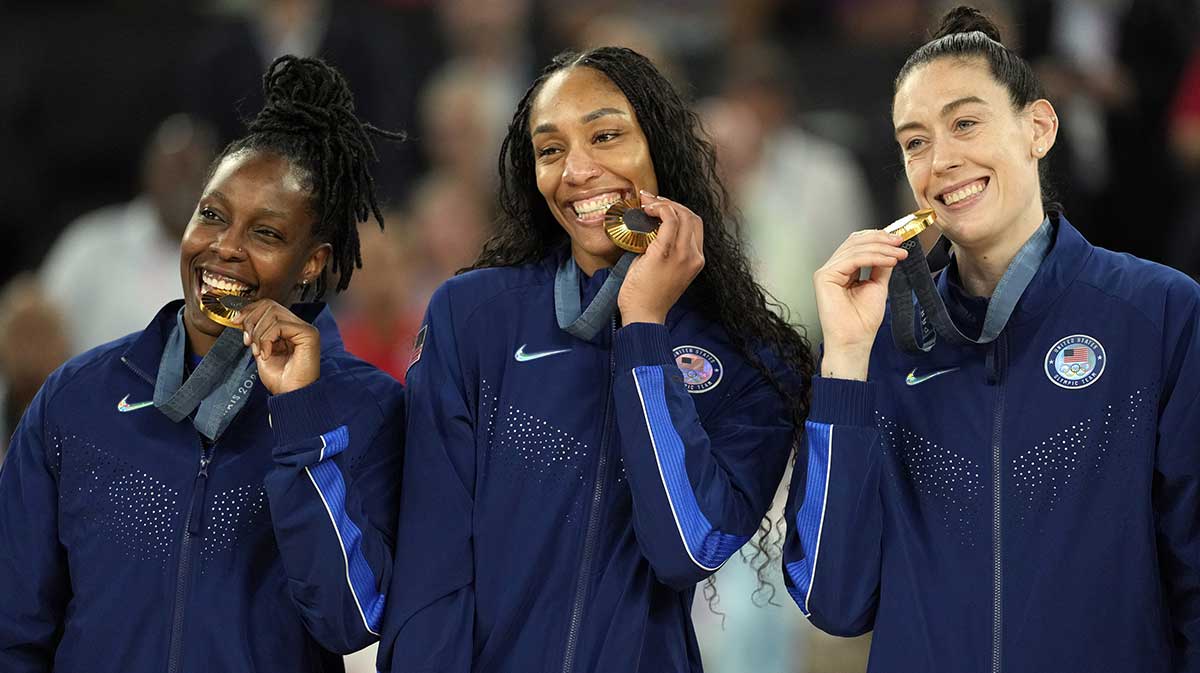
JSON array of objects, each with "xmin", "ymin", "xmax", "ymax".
[
  {"xmin": 377, "ymin": 46, "xmax": 814, "ymax": 673},
  {"xmin": 783, "ymin": 6, "xmax": 1200, "ymax": 673},
  {"xmin": 0, "ymin": 56, "xmax": 405, "ymax": 672}
]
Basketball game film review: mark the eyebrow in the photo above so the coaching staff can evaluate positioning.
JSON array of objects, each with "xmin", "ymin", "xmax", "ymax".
[
  {"xmin": 208, "ymin": 190, "xmax": 287, "ymax": 219},
  {"xmin": 532, "ymin": 107, "xmax": 629, "ymax": 136},
  {"xmin": 894, "ymin": 96, "xmax": 988, "ymax": 138}
]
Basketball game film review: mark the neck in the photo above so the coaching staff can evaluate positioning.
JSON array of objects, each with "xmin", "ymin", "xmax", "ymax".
[
  {"xmin": 572, "ymin": 244, "xmax": 621, "ymax": 277},
  {"xmin": 185, "ymin": 325, "xmax": 216, "ymax": 358},
  {"xmin": 953, "ymin": 210, "xmax": 1045, "ymax": 298}
]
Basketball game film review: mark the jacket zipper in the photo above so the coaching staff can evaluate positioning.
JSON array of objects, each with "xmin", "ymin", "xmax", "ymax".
[
  {"xmin": 166, "ymin": 439, "xmax": 213, "ymax": 673},
  {"xmin": 561, "ymin": 317, "xmax": 617, "ymax": 673},
  {"xmin": 990, "ymin": 335, "xmax": 1007, "ymax": 673}
]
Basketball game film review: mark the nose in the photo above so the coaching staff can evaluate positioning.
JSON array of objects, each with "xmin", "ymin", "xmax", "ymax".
[
  {"xmin": 930, "ymin": 140, "xmax": 963, "ymax": 176},
  {"xmin": 213, "ymin": 226, "xmax": 247, "ymax": 261},
  {"xmin": 561, "ymin": 146, "xmax": 602, "ymax": 186}
]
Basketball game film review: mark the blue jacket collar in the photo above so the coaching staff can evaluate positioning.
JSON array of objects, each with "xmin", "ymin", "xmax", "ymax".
[
  {"xmin": 120, "ymin": 300, "xmax": 343, "ymax": 386},
  {"xmin": 934, "ymin": 213, "xmax": 1091, "ymax": 332}
]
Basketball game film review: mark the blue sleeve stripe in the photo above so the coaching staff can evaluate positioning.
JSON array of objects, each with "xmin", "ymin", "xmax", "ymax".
[
  {"xmin": 304, "ymin": 451, "xmax": 385, "ymax": 636},
  {"xmin": 632, "ymin": 365, "xmax": 750, "ymax": 571},
  {"xmin": 785, "ymin": 420, "xmax": 833, "ymax": 617},
  {"xmin": 319, "ymin": 425, "xmax": 350, "ymax": 461}
]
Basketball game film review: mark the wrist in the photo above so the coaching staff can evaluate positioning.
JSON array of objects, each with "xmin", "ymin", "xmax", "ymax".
[
  {"xmin": 619, "ymin": 307, "xmax": 667, "ymax": 326},
  {"xmin": 820, "ymin": 345, "xmax": 872, "ymax": 381}
]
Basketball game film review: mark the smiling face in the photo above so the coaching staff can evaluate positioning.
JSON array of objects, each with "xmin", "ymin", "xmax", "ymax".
[
  {"xmin": 179, "ymin": 149, "xmax": 330, "ymax": 354},
  {"xmin": 529, "ymin": 66, "xmax": 659, "ymax": 274},
  {"xmin": 893, "ymin": 57, "xmax": 1056, "ymax": 252}
]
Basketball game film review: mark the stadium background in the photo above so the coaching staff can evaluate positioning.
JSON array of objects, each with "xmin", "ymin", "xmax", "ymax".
[{"xmin": 1, "ymin": 0, "xmax": 1197, "ymax": 670}]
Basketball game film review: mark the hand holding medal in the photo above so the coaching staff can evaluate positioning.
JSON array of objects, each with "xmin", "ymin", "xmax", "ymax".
[
  {"xmin": 813, "ymin": 215, "xmax": 915, "ymax": 380},
  {"xmin": 616, "ymin": 190, "xmax": 704, "ymax": 326},
  {"xmin": 232, "ymin": 299, "xmax": 322, "ymax": 395}
]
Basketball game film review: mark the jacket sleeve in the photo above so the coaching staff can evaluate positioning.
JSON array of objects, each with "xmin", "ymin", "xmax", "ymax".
[
  {"xmin": 262, "ymin": 364, "xmax": 405, "ymax": 654},
  {"xmin": 0, "ymin": 377, "xmax": 70, "ymax": 672},
  {"xmin": 1151, "ymin": 280, "xmax": 1200, "ymax": 671},
  {"xmin": 782, "ymin": 376, "xmax": 883, "ymax": 637},
  {"xmin": 611, "ymin": 322, "xmax": 794, "ymax": 591},
  {"xmin": 377, "ymin": 285, "xmax": 474, "ymax": 673}
]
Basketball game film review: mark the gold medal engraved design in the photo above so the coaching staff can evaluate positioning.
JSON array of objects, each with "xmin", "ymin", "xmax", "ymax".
[
  {"xmin": 884, "ymin": 208, "xmax": 937, "ymax": 242},
  {"xmin": 604, "ymin": 198, "xmax": 661, "ymax": 253},
  {"xmin": 200, "ymin": 291, "xmax": 252, "ymax": 329}
]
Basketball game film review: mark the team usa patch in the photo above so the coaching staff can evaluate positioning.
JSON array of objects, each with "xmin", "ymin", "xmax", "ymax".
[
  {"xmin": 1044, "ymin": 334, "xmax": 1106, "ymax": 389},
  {"xmin": 408, "ymin": 325, "xmax": 427, "ymax": 372},
  {"xmin": 673, "ymin": 345, "xmax": 723, "ymax": 394}
]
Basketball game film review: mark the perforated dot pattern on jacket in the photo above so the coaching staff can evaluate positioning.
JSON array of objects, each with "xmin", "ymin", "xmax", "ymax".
[
  {"xmin": 482, "ymin": 379, "xmax": 590, "ymax": 522},
  {"xmin": 201, "ymin": 484, "xmax": 269, "ymax": 569},
  {"xmin": 1012, "ymin": 386, "xmax": 1156, "ymax": 525},
  {"xmin": 54, "ymin": 431, "xmax": 180, "ymax": 562},
  {"xmin": 878, "ymin": 414, "xmax": 984, "ymax": 546}
]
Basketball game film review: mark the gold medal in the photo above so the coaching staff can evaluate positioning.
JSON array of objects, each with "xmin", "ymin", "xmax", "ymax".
[
  {"xmin": 884, "ymin": 208, "xmax": 937, "ymax": 242},
  {"xmin": 200, "ymin": 291, "xmax": 252, "ymax": 330},
  {"xmin": 604, "ymin": 198, "xmax": 661, "ymax": 253}
]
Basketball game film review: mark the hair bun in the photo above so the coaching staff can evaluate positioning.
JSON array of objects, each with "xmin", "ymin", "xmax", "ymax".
[
  {"xmin": 251, "ymin": 55, "xmax": 356, "ymax": 135},
  {"xmin": 932, "ymin": 5, "xmax": 1004, "ymax": 43}
]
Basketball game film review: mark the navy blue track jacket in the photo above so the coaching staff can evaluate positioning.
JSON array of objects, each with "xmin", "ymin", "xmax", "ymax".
[
  {"xmin": 783, "ymin": 216, "xmax": 1200, "ymax": 672},
  {"xmin": 0, "ymin": 301, "xmax": 403, "ymax": 672},
  {"xmin": 377, "ymin": 249, "xmax": 795, "ymax": 673}
]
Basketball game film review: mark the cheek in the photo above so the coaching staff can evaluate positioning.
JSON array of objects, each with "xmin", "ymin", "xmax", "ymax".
[{"xmin": 534, "ymin": 164, "xmax": 559, "ymax": 204}]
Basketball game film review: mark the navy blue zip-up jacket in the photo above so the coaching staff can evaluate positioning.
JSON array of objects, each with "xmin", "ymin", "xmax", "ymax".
[
  {"xmin": 783, "ymin": 217, "xmax": 1200, "ymax": 672},
  {"xmin": 0, "ymin": 301, "xmax": 403, "ymax": 672},
  {"xmin": 377, "ymin": 249, "xmax": 794, "ymax": 673}
]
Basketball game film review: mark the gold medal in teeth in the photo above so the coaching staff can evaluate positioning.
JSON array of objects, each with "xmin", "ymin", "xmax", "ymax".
[
  {"xmin": 200, "ymin": 291, "xmax": 252, "ymax": 330},
  {"xmin": 604, "ymin": 198, "xmax": 661, "ymax": 253},
  {"xmin": 884, "ymin": 208, "xmax": 937, "ymax": 243}
]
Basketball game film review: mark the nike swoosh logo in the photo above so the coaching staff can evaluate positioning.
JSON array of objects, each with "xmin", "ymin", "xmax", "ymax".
[
  {"xmin": 514, "ymin": 344, "xmax": 571, "ymax": 363},
  {"xmin": 117, "ymin": 394, "xmax": 154, "ymax": 413},
  {"xmin": 905, "ymin": 367, "xmax": 960, "ymax": 386}
]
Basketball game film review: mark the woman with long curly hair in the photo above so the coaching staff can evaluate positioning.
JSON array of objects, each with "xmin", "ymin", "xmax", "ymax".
[{"xmin": 377, "ymin": 46, "xmax": 814, "ymax": 673}]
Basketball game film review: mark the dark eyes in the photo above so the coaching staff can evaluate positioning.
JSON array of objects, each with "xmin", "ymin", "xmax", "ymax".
[
  {"xmin": 534, "ymin": 130, "xmax": 622, "ymax": 158},
  {"xmin": 255, "ymin": 228, "xmax": 282, "ymax": 241},
  {"xmin": 199, "ymin": 206, "xmax": 223, "ymax": 222}
]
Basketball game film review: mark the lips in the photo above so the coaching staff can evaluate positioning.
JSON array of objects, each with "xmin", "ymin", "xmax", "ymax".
[
  {"xmin": 567, "ymin": 189, "xmax": 633, "ymax": 224},
  {"xmin": 937, "ymin": 178, "xmax": 988, "ymax": 208}
]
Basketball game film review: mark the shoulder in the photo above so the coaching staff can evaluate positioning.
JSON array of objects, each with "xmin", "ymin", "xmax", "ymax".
[
  {"xmin": 1075, "ymin": 245, "xmax": 1200, "ymax": 333},
  {"xmin": 35, "ymin": 332, "xmax": 139, "ymax": 411},
  {"xmin": 431, "ymin": 260, "xmax": 556, "ymax": 325}
]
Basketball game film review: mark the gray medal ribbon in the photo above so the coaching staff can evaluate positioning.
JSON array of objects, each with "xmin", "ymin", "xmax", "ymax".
[
  {"xmin": 888, "ymin": 217, "xmax": 1052, "ymax": 354},
  {"xmin": 555, "ymin": 252, "xmax": 636, "ymax": 341},
  {"xmin": 154, "ymin": 311, "xmax": 258, "ymax": 442}
]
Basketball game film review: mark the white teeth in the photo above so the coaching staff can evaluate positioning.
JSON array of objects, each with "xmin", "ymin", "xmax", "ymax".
[
  {"xmin": 943, "ymin": 181, "xmax": 985, "ymax": 205},
  {"xmin": 572, "ymin": 192, "xmax": 623, "ymax": 217},
  {"xmin": 201, "ymin": 269, "xmax": 251, "ymax": 293}
]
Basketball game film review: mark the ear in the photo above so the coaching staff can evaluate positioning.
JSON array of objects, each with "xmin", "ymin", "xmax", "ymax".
[
  {"xmin": 300, "ymin": 242, "xmax": 332, "ymax": 288},
  {"xmin": 1028, "ymin": 99, "xmax": 1058, "ymax": 160}
]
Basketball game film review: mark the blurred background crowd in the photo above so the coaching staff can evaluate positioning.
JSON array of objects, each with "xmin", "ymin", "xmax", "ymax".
[{"xmin": 1, "ymin": 0, "xmax": 1197, "ymax": 670}]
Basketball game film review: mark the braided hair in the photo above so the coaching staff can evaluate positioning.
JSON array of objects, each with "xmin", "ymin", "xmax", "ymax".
[
  {"xmin": 472, "ymin": 47, "xmax": 817, "ymax": 602},
  {"xmin": 210, "ymin": 55, "xmax": 404, "ymax": 298}
]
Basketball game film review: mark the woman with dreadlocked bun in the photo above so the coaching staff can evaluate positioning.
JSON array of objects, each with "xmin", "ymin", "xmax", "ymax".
[
  {"xmin": 377, "ymin": 46, "xmax": 814, "ymax": 673},
  {"xmin": 0, "ymin": 55, "xmax": 405, "ymax": 672}
]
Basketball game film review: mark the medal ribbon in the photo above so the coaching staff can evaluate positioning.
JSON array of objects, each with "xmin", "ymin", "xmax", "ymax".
[
  {"xmin": 555, "ymin": 252, "xmax": 636, "ymax": 342},
  {"xmin": 888, "ymin": 217, "xmax": 1052, "ymax": 354}
]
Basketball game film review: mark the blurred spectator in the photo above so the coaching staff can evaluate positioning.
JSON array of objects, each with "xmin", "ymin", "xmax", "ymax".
[
  {"xmin": 182, "ymin": 0, "xmax": 441, "ymax": 205},
  {"xmin": 0, "ymin": 275, "xmax": 69, "ymax": 464},
  {"xmin": 39, "ymin": 114, "xmax": 217, "ymax": 355},
  {"xmin": 337, "ymin": 174, "xmax": 491, "ymax": 382},
  {"xmin": 419, "ymin": 62, "xmax": 513, "ymax": 193},
  {"xmin": 335, "ymin": 213, "xmax": 426, "ymax": 383},
  {"xmin": 1167, "ymin": 46, "xmax": 1200, "ymax": 278},
  {"xmin": 702, "ymin": 45, "xmax": 875, "ymax": 338}
]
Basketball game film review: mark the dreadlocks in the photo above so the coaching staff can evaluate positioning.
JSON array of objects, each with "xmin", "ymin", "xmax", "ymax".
[
  {"xmin": 472, "ymin": 46, "xmax": 817, "ymax": 602},
  {"xmin": 211, "ymin": 55, "xmax": 404, "ymax": 298}
]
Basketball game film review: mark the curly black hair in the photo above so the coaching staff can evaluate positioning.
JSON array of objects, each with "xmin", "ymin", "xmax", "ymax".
[
  {"xmin": 469, "ymin": 46, "xmax": 816, "ymax": 601},
  {"xmin": 209, "ymin": 55, "xmax": 405, "ymax": 298}
]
